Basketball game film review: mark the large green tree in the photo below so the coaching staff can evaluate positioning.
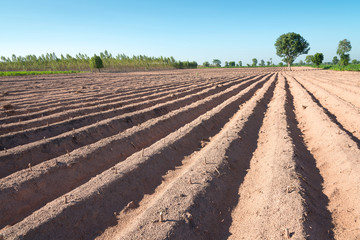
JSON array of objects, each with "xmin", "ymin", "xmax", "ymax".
[
  {"xmin": 203, "ymin": 61, "xmax": 210, "ymax": 67},
  {"xmin": 337, "ymin": 39, "xmax": 352, "ymax": 66},
  {"xmin": 274, "ymin": 32, "xmax": 310, "ymax": 70},
  {"xmin": 252, "ymin": 58, "xmax": 258, "ymax": 67},
  {"xmin": 332, "ymin": 56, "xmax": 339, "ymax": 65},
  {"xmin": 312, "ymin": 53, "xmax": 324, "ymax": 66},
  {"xmin": 305, "ymin": 55, "xmax": 313, "ymax": 65},
  {"xmin": 212, "ymin": 59, "xmax": 221, "ymax": 67}
]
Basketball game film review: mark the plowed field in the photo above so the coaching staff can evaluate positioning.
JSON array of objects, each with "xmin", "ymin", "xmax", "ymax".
[{"xmin": 0, "ymin": 67, "xmax": 359, "ymax": 240}]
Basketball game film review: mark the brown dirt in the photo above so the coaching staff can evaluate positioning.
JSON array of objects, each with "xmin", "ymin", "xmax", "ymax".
[{"xmin": 0, "ymin": 67, "xmax": 359, "ymax": 240}]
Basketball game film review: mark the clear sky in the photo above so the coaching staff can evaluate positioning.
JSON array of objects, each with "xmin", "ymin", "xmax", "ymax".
[{"xmin": 2, "ymin": 0, "xmax": 360, "ymax": 65}]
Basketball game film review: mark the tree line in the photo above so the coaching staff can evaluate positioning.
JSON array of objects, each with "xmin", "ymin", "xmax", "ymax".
[{"xmin": 0, "ymin": 51, "xmax": 198, "ymax": 72}]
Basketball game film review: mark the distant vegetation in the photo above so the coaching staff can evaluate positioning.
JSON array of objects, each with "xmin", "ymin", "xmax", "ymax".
[
  {"xmin": 0, "ymin": 71, "xmax": 80, "ymax": 76},
  {"xmin": 0, "ymin": 51, "xmax": 198, "ymax": 73}
]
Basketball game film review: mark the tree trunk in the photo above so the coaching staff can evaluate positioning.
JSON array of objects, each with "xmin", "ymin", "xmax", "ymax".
[{"xmin": 288, "ymin": 62, "xmax": 291, "ymax": 71}]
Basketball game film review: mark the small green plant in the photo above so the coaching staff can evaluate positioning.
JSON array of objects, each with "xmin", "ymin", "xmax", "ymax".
[{"xmin": 90, "ymin": 55, "xmax": 104, "ymax": 72}]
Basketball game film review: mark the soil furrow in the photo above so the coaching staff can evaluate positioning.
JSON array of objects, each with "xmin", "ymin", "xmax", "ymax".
[
  {"xmin": 293, "ymin": 73, "xmax": 360, "ymax": 109},
  {"xmin": 288, "ymin": 74, "xmax": 360, "ymax": 239},
  {"xmin": 0, "ymin": 75, "xmax": 250, "ymax": 149},
  {"xmin": 0, "ymin": 80, "xmax": 195, "ymax": 125},
  {"xmin": 228, "ymin": 74, "xmax": 334, "ymax": 239},
  {"xmin": 0, "ymin": 76, "xmax": 223, "ymax": 135},
  {"xmin": 112, "ymin": 72, "xmax": 277, "ymax": 240},
  {"xmin": 0, "ymin": 74, "xmax": 264, "ymax": 178},
  {"xmin": 0, "ymin": 73, "xmax": 274, "ymax": 239},
  {"xmin": 286, "ymin": 74, "xmax": 360, "ymax": 147},
  {"xmin": 0, "ymin": 74, "xmax": 272, "ymax": 229},
  {"xmin": 0, "ymin": 73, "xmax": 201, "ymax": 119}
]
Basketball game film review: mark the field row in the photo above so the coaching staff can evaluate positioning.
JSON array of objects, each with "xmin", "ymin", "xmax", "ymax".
[{"xmin": 0, "ymin": 68, "xmax": 359, "ymax": 239}]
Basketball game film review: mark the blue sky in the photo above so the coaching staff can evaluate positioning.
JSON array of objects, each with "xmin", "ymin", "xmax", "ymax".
[{"xmin": 2, "ymin": 0, "xmax": 360, "ymax": 65}]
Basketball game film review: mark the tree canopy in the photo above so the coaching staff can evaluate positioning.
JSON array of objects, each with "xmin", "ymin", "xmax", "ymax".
[
  {"xmin": 90, "ymin": 55, "xmax": 104, "ymax": 72},
  {"xmin": 337, "ymin": 39, "xmax": 352, "ymax": 56},
  {"xmin": 305, "ymin": 55, "xmax": 313, "ymax": 65},
  {"xmin": 337, "ymin": 39, "xmax": 352, "ymax": 66},
  {"xmin": 332, "ymin": 56, "xmax": 339, "ymax": 65},
  {"xmin": 312, "ymin": 53, "xmax": 324, "ymax": 66},
  {"xmin": 252, "ymin": 58, "xmax": 258, "ymax": 67},
  {"xmin": 274, "ymin": 32, "xmax": 310, "ymax": 69},
  {"xmin": 212, "ymin": 59, "xmax": 221, "ymax": 67}
]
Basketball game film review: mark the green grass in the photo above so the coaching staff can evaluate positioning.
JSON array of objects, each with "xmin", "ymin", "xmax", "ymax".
[
  {"xmin": 0, "ymin": 70, "xmax": 82, "ymax": 76},
  {"xmin": 311, "ymin": 64, "xmax": 360, "ymax": 71}
]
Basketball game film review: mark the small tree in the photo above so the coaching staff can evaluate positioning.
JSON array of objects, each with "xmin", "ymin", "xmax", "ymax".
[
  {"xmin": 352, "ymin": 59, "xmax": 359, "ymax": 64},
  {"xmin": 305, "ymin": 55, "xmax": 313, "ymax": 65},
  {"xmin": 238, "ymin": 61, "xmax": 242, "ymax": 67},
  {"xmin": 213, "ymin": 59, "xmax": 221, "ymax": 67},
  {"xmin": 312, "ymin": 53, "xmax": 324, "ymax": 66},
  {"xmin": 90, "ymin": 55, "xmax": 104, "ymax": 72},
  {"xmin": 299, "ymin": 60, "xmax": 304, "ymax": 65},
  {"xmin": 252, "ymin": 58, "xmax": 258, "ymax": 67},
  {"xmin": 274, "ymin": 32, "xmax": 310, "ymax": 70},
  {"xmin": 229, "ymin": 61, "xmax": 235, "ymax": 67},
  {"xmin": 203, "ymin": 61, "xmax": 210, "ymax": 67},
  {"xmin": 225, "ymin": 61, "xmax": 229, "ymax": 67},
  {"xmin": 260, "ymin": 59, "xmax": 265, "ymax": 67},
  {"xmin": 332, "ymin": 56, "xmax": 339, "ymax": 65},
  {"xmin": 278, "ymin": 62, "xmax": 284, "ymax": 67},
  {"xmin": 337, "ymin": 39, "xmax": 351, "ymax": 66}
]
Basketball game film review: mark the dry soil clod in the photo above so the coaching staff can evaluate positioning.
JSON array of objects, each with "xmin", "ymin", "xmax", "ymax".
[
  {"xmin": 284, "ymin": 228, "xmax": 290, "ymax": 238},
  {"xmin": 64, "ymin": 195, "xmax": 68, "ymax": 204},
  {"xmin": 28, "ymin": 163, "xmax": 32, "ymax": 171},
  {"xmin": 215, "ymin": 167, "xmax": 221, "ymax": 176},
  {"xmin": 159, "ymin": 212, "xmax": 164, "ymax": 222}
]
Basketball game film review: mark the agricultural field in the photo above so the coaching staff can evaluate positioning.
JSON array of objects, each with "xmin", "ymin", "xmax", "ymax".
[{"xmin": 0, "ymin": 67, "xmax": 359, "ymax": 239}]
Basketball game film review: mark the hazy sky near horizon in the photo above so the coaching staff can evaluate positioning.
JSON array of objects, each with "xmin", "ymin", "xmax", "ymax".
[{"xmin": 2, "ymin": 0, "xmax": 360, "ymax": 65}]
